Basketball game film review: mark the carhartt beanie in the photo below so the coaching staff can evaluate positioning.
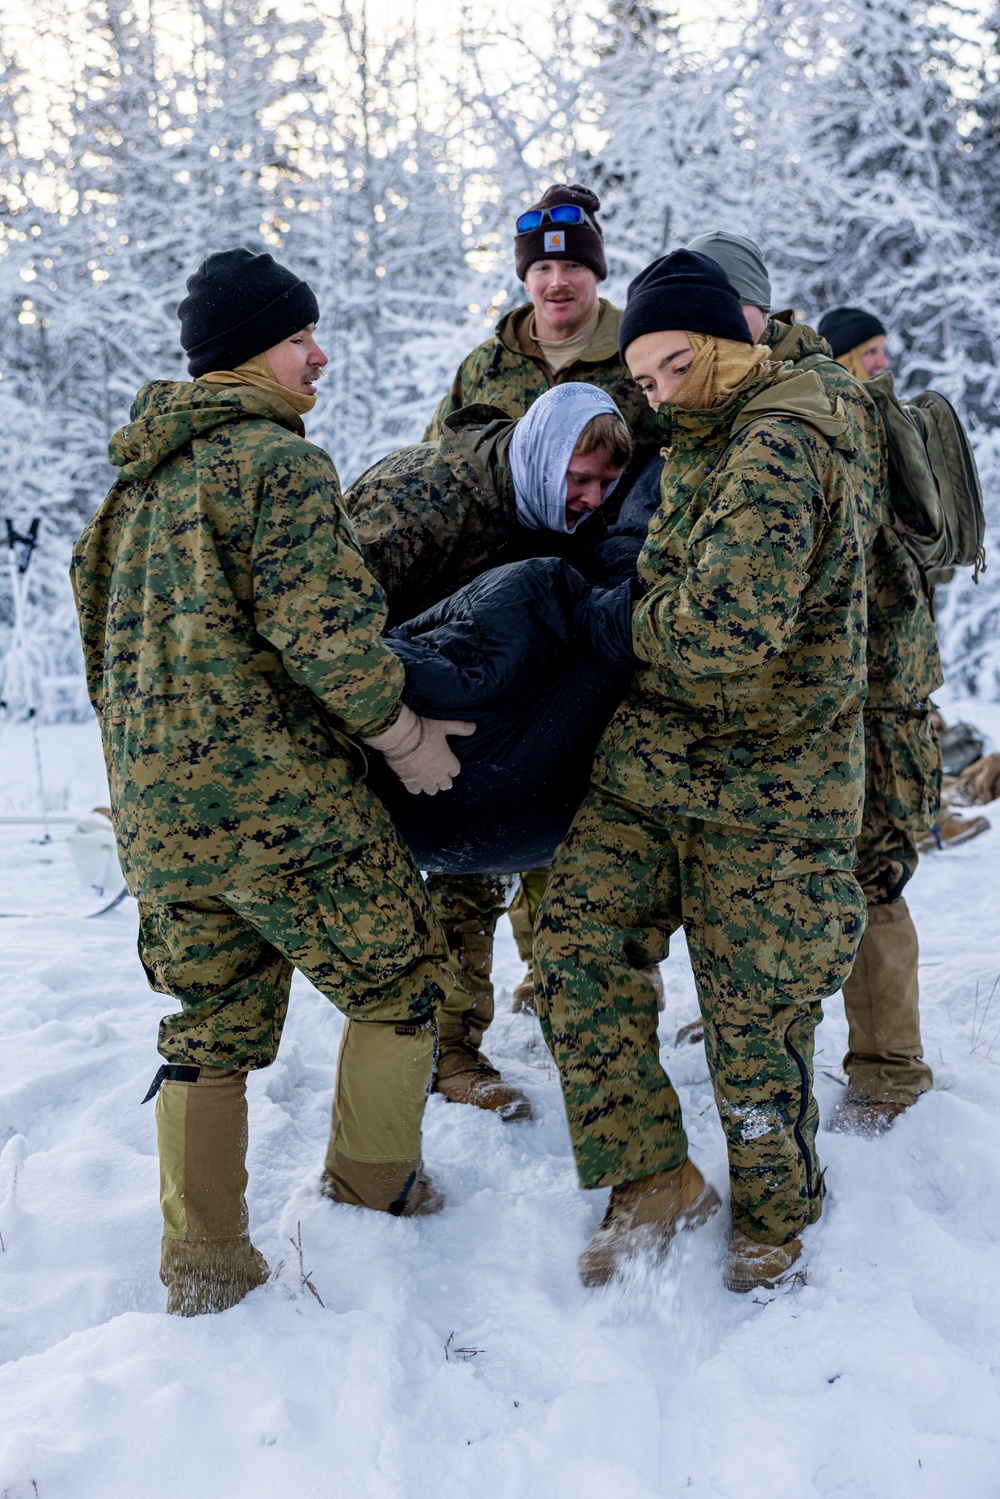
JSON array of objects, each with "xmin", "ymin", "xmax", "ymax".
[
  {"xmin": 178, "ymin": 248, "xmax": 320, "ymax": 376},
  {"xmin": 514, "ymin": 184, "xmax": 608, "ymax": 281},
  {"xmin": 685, "ymin": 230, "xmax": 772, "ymax": 311},
  {"xmin": 618, "ymin": 249, "xmax": 752, "ymax": 360},
  {"xmin": 817, "ymin": 306, "xmax": 886, "ymax": 359}
]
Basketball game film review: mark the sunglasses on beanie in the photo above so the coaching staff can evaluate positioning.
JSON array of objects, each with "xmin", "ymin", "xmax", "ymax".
[{"xmin": 515, "ymin": 204, "xmax": 599, "ymax": 235}]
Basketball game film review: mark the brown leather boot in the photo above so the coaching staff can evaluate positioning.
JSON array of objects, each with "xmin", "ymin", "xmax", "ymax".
[
  {"xmin": 322, "ymin": 1148, "xmax": 444, "ymax": 1216},
  {"xmin": 675, "ymin": 1017, "xmax": 705, "ymax": 1047},
  {"xmin": 435, "ymin": 928, "xmax": 532, "ymax": 1120},
  {"xmin": 578, "ymin": 1158, "xmax": 721, "ymax": 1287},
  {"xmin": 723, "ymin": 1230, "xmax": 804, "ymax": 1293},
  {"xmin": 435, "ymin": 1043, "xmax": 533, "ymax": 1120}
]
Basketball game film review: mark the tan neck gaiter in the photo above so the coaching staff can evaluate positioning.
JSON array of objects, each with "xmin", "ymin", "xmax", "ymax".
[
  {"xmin": 669, "ymin": 332, "xmax": 769, "ymax": 410},
  {"xmin": 200, "ymin": 353, "xmax": 317, "ymax": 416},
  {"xmin": 836, "ymin": 344, "xmax": 874, "ymax": 383}
]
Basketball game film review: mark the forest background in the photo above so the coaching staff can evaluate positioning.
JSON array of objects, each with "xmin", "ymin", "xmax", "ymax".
[{"xmin": 2, "ymin": 0, "xmax": 1000, "ymax": 718}]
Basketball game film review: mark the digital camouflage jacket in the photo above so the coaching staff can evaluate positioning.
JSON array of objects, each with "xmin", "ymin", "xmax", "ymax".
[
  {"xmin": 347, "ymin": 404, "xmax": 608, "ymax": 626},
  {"xmin": 592, "ymin": 362, "xmax": 868, "ymax": 841},
  {"xmin": 767, "ymin": 313, "xmax": 943, "ymax": 709},
  {"xmin": 71, "ymin": 381, "xmax": 405, "ymax": 903},
  {"xmin": 422, "ymin": 298, "xmax": 661, "ymax": 501}
]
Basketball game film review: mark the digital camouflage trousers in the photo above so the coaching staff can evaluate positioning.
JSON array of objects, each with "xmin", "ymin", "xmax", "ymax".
[
  {"xmin": 534, "ymin": 786, "xmax": 866, "ymax": 1246},
  {"xmin": 855, "ymin": 707, "xmax": 941, "ymax": 905},
  {"xmin": 140, "ymin": 836, "xmax": 452, "ymax": 1074}
]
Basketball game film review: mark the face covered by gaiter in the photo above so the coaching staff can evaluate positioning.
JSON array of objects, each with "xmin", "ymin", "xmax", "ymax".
[{"xmin": 508, "ymin": 382, "xmax": 623, "ymax": 534}]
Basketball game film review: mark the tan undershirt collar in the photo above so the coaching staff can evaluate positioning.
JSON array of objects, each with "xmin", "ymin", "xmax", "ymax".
[{"xmin": 529, "ymin": 306, "xmax": 601, "ymax": 375}]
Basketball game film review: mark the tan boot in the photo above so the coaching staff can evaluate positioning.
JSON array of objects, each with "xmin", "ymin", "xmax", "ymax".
[
  {"xmin": 826, "ymin": 1096, "xmax": 909, "ymax": 1137},
  {"xmin": 675, "ymin": 1017, "xmax": 704, "ymax": 1047},
  {"xmin": 578, "ymin": 1158, "xmax": 721, "ymax": 1288},
  {"xmin": 916, "ymin": 809, "xmax": 991, "ymax": 852},
  {"xmin": 723, "ymin": 1229, "xmax": 804, "ymax": 1294},
  {"xmin": 322, "ymin": 1148, "xmax": 444, "ymax": 1216},
  {"xmin": 840, "ymin": 898, "xmax": 933, "ymax": 1108},
  {"xmin": 155, "ymin": 1067, "xmax": 269, "ymax": 1316},
  {"xmin": 435, "ymin": 929, "xmax": 532, "ymax": 1120},
  {"xmin": 511, "ymin": 969, "xmax": 537, "ymax": 1015}
]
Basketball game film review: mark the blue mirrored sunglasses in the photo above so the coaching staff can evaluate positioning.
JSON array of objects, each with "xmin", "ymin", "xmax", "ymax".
[{"xmin": 515, "ymin": 204, "xmax": 597, "ymax": 234}]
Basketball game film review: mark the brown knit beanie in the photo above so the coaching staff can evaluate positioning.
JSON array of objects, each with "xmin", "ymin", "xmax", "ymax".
[{"xmin": 514, "ymin": 184, "xmax": 608, "ymax": 282}]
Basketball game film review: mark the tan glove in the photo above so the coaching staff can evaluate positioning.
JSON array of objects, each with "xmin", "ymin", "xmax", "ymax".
[{"xmin": 362, "ymin": 704, "xmax": 476, "ymax": 795}]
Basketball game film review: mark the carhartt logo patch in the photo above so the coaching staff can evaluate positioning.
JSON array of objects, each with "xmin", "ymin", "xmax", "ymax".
[{"xmin": 544, "ymin": 230, "xmax": 565, "ymax": 252}]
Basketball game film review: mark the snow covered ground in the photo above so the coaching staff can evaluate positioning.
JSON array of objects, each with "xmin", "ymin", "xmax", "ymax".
[{"xmin": 2, "ymin": 698, "xmax": 1000, "ymax": 1499}]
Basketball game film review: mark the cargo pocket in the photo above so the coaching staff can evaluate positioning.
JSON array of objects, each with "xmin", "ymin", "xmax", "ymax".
[
  {"xmin": 754, "ymin": 869, "xmax": 866, "ymax": 1005},
  {"xmin": 311, "ymin": 848, "xmax": 430, "ymax": 991}
]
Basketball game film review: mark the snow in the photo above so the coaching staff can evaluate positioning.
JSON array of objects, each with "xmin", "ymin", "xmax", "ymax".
[{"xmin": 2, "ymin": 708, "xmax": 1000, "ymax": 1499}]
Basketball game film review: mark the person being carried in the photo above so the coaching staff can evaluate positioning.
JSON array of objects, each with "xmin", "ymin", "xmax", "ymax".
[
  {"xmin": 71, "ymin": 248, "xmax": 472, "ymax": 1317},
  {"xmin": 349, "ymin": 382, "xmax": 632, "ymax": 1119}
]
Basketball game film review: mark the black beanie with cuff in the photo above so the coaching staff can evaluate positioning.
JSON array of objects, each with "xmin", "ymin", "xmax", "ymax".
[
  {"xmin": 618, "ymin": 249, "xmax": 752, "ymax": 361},
  {"xmin": 817, "ymin": 306, "xmax": 886, "ymax": 359},
  {"xmin": 178, "ymin": 248, "xmax": 320, "ymax": 377}
]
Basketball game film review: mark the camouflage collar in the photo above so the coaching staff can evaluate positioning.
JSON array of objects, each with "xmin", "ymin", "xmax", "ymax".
[
  {"xmin": 654, "ymin": 366, "xmax": 777, "ymax": 452},
  {"xmin": 766, "ymin": 311, "xmax": 832, "ymax": 365},
  {"xmin": 495, "ymin": 298, "xmax": 623, "ymax": 367}
]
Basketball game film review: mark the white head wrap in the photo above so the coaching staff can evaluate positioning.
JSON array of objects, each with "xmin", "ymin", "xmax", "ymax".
[{"xmin": 508, "ymin": 382, "xmax": 624, "ymax": 534}]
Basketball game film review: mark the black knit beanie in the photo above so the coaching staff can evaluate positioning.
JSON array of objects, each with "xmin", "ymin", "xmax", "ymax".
[
  {"xmin": 618, "ymin": 249, "xmax": 752, "ymax": 360},
  {"xmin": 178, "ymin": 248, "xmax": 320, "ymax": 376},
  {"xmin": 817, "ymin": 306, "xmax": 886, "ymax": 359},
  {"xmin": 514, "ymin": 184, "xmax": 608, "ymax": 282}
]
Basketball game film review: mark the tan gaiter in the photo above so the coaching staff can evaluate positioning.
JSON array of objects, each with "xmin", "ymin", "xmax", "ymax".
[
  {"xmin": 835, "ymin": 342, "xmax": 878, "ymax": 383},
  {"xmin": 200, "ymin": 353, "xmax": 317, "ymax": 415},
  {"xmin": 840, "ymin": 898, "xmax": 934, "ymax": 1105},
  {"xmin": 670, "ymin": 332, "xmax": 768, "ymax": 410},
  {"xmin": 156, "ymin": 1068, "xmax": 269, "ymax": 1315},
  {"xmin": 328, "ymin": 1019, "xmax": 435, "ymax": 1164}
]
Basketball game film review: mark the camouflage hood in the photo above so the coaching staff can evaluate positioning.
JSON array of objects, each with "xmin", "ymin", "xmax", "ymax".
[
  {"xmin": 765, "ymin": 311, "xmax": 833, "ymax": 366},
  {"xmin": 109, "ymin": 380, "xmax": 306, "ymax": 482}
]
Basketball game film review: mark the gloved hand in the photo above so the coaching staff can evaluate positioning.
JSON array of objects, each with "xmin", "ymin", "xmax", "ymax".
[
  {"xmin": 362, "ymin": 704, "xmax": 476, "ymax": 795},
  {"xmin": 574, "ymin": 579, "xmax": 644, "ymax": 671}
]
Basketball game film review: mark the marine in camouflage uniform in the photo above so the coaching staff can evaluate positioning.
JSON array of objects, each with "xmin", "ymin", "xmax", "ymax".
[
  {"xmin": 419, "ymin": 184, "xmax": 661, "ymax": 1073},
  {"xmin": 71, "ymin": 250, "xmax": 456, "ymax": 1316},
  {"xmin": 766, "ymin": 311, "xmax": 942, "ymax": 1117},
  {"xmin": 534, "ymin": 250, "xmax": 869, "ymax": 1287},
  {"xmin": 682, "ymin": 233, "xmax": 941, "ymax": 1121}
]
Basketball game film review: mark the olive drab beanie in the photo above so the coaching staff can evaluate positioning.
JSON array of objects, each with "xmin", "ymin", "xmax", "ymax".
[
  {"xmin": 685, "ymin": 230, "xmax": 772, "ymax": 312},
  {"xmin": 178, "ymin": 248, "xmax": 320, "ymax": 377},
  {"xmin": 618, "ymin": 249, "xmax": 753, "ymax": 361},
  {"xmin": 514, "ymin": 184, "xmax": 608, "ymax": 282}
]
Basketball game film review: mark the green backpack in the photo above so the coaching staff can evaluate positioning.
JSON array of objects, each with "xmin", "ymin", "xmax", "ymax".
[{"xmin": 865, "ymin": 370, "xmax": 987, "ymax": 578}]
